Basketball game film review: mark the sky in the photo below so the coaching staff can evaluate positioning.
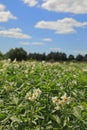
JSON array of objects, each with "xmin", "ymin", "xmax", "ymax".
[{"xmin": 0, "ymin": 0, "xmax": 87, "ymax": 55}]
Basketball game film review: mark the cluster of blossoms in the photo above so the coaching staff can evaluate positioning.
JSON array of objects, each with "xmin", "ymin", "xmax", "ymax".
[
  {"xmin": 52, "ymin": 93, "xmax": 70, "ymax": 110},
  {"xmin": 25, "ymin": 88, "xmax": 42, "ymax": 101},
  {"xmin": 83, "ymin": 68, "xmax": 87, "ymax": 73}
]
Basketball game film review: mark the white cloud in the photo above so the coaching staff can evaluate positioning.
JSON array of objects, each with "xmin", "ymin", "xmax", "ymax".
[
  {"xmin": 74, "ymin": 50, "xmax": 87, "ymax": 55},
  {"xmin": 0, "ymin": 4, "xmax": 16, "ymax": 22},
  {"xmin": 22, "ymin": 0, "xmax": 38, "ymax": 7},
  {"xmin": 32, "ymin": 42, "xmax": 43, "ymax": 45},
  {"xmin": 19, "ymin": 42, "xmax": 30, "ymax": 45},
  {"xmin": 19, "ymin": 41, "xmax": 43, "ymax": 45},
  {"xmin": 35, "ymin": 18, "xmax": 87, "ymax": 34},
  {"xmin": 41, "ymin": 0, "xmax": 87, "ymax": 14},
  {"xmin": 0, "ymin": 28, "xmax": 32, "ymax": 39},
  {"xmin": 42, "ymin": 38, "xmax": 52, "ymax": 42},
  {"xmin": 76, "ymin": 38, "xmax": 80, "ymax": 41},
  {"xmin": 50, "ymin": 47, "xmax": 61, "ymax": 51},
  {"xmin": 0, "ymin": 4, "xmax": 5, "ymax": 11},
  {"xmin": 22, "ymin": 0, "xmax": 87, "ymax": 14}
]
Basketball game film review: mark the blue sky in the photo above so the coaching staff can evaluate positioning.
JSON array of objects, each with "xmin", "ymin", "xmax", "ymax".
[{"xmin": 0, "ymin": 0, "xmax": 87, "ymax": 55}]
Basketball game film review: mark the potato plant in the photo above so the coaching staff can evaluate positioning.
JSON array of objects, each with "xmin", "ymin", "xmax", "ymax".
[{"xmin": 0, "ymin": 60, "xmax": 87, "ymax": 130}]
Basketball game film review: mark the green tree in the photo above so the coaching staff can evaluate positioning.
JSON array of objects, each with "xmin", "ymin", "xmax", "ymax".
[
  {"xmin": 83, "ymin": 54, "xmax": 87, "ymax": 61},
  {"xmin": 68, "ymin": 54, "xmax": 75, "ymax": 61},
  {"xmin": 0, "ymin": 51, "xmax": 4, "ymax": 60},
  {"xmin": 5, "ymin": 48, "xmax": 27, "ymax": 61},
  {"xmin": 76, "ymin": 54, "xmax": 83, "ymax": 61}
]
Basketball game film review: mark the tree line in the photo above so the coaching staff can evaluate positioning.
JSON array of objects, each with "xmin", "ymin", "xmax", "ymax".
[{"xmin": 0, "ymin": 48, "xmax": 87, "ymax": 62}]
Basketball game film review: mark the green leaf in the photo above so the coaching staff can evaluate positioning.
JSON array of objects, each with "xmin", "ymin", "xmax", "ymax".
[
  {"xmin": 0, "ymin": 126, "xmax": 3, "ymax": 130},
  {"xmin": 10, "ymin": 116, "xmax": 22, "ymax": 123},
  {"xmin": 46, "ymin": 125, "xmax": 53, "ymax": 129},
  {"xmin": 73, "ymin": 106, "xmax": 82, "ymax": 119},
  {"xmin": 12, "ymin": 97, "xmax": 19, "ymax": 105},
  {"xmin": 50, "ymin": 115, "xmax": 61, "ymax": 124},
  {"xmin": 0, "ymin": 113, "xmax": 7, "ymax": 121}
]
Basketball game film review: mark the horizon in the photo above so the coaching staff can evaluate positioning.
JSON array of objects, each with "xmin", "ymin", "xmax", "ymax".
[
  {"xmin": 1, "ymin": 47, "xmax": 87, "ymax": 57},
  {"xmin": 0, "ymin": 0, "xmax": 87, "ymax": 55}
]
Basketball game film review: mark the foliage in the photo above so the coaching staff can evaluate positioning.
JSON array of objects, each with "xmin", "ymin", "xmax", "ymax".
[
  {"xmin": 68, "ymin": 55, "xmax": 75, "ymax": 61},
  {"xmin": 0, "ymin": 60, "xmax": 87, "ymax": 129},
  {"xmin": 83, "ymin": 54, "xmax": 87, "ymax": 61},
  {"xmin": 5, "ymin": 48, "xmax": 27, "ymax": 61},
  {"xmin": 76, "ymin": 54, "xmax": 83, "ymax": 61},
  {"xmin": 46, "ymin": 52, "xmax": 67, "ymax": 61},
  {"xmin": 0, "ymin": 51, "xmax": 4, "ymax": 60},
  {"xmin": 1, "ymin": 48, "xmax": 87, "ymax": 62}
]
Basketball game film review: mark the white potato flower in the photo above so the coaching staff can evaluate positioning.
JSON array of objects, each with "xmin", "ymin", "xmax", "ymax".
[
  {"xmin": 25, "ymin": 88, "xmax": 42, "ymax": 101},
  {"xmin": 52, "ymin": 96, "xmax": 60, "ymax": 105},
  {"xmin": 60, "ymin": 93, "xmax": 70, "ymax": 105}
]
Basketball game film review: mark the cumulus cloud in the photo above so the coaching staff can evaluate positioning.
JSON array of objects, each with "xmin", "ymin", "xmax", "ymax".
[
  {"xmin": 22, "ymin": 0, "xmax": 38, "ymax": 7},
  {"xmin": 41, "ymin": 0, "xmax": 87, "ymax": 14},
  {"xmin": 74, "ymin": 50, "xmax": 87, "ymax": 55},
  {"xmin": 19, "ymin": 42, "xmax": 30, "ymax": 45},
  {"xmin": 0, "ymin": 4, "xmax": 16, "ymax": 22},
  {"xmin": 50, "ymin": 47, "xmax": 61, "ymax": 51},
  {"xmin": 76, "ymin": 38, "xmax": 80, "ymax": 41},
  {"xmin": 0, "ymin": 4, "xmax": 5, "ymax": 11},
  {"xmin": 32, "ymin": 42, "xmax": 43, "ymax": 45},
  {"xmin": 0, "ymin": 28, "xmax": 31, "ymax": 39},
  {"xmin": 42, "ymin": 38, "xmax": 52, "ymax": 42},
  {"xmin": 22, "ymin": 0, "xmax": 87, "ymax": 14},
  {"xmin": 19, "ymin": 41, "xmax": 43, "ymax": 45},
  {"xmin": 35, "ymin": 18, "xmax": 87, "ymax": 34}
]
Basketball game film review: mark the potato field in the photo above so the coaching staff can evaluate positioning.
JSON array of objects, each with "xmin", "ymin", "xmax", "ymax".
[{"xmin": 0, "ymin": 60, "xmax": 87, "ymax": 130}]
